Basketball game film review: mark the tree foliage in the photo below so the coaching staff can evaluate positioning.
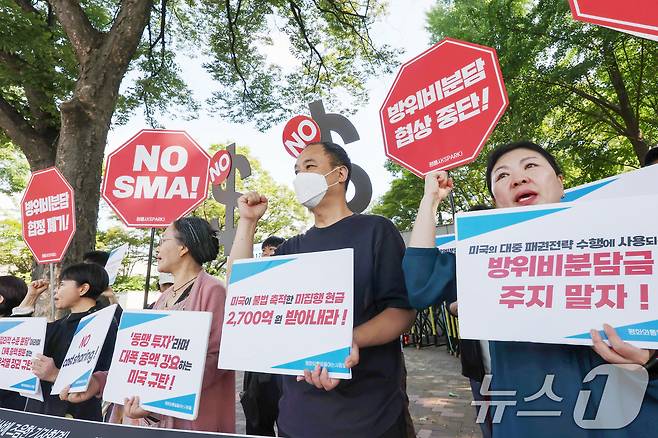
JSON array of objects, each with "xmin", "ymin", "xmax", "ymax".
[
  {"xmin": 0, "ymin": 218, "xmax": 32, "ymax": 279},
  {"xmin": 196, "ymin": 144, "xmax": 309, "ymax": 279},
  {"xmin": 0, "ymin": 139, "xmax": 29, "ymax": 194},
  {"xmin": 374, "ymin": 0, "xmax": 658, "ymax": 230},
  {"xmin": 0, "ymin": 0, "xmax": 394, "ymax": 312}
]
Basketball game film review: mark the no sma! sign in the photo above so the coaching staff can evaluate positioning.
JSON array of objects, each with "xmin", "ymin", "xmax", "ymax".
[{"xmin": 102, "ymin": 130, "xmax": 211, "ymax": 228}]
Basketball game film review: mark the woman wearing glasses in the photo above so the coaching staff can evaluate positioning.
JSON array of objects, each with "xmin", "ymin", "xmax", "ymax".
[{"xmin": 63, "ymin": 217, "xmax": 235, "ymax": 433}]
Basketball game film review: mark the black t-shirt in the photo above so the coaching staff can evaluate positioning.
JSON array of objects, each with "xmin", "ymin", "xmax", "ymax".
[{"xmin": 275, "ymin": 214, "xmax": 411, "ymax": 438}]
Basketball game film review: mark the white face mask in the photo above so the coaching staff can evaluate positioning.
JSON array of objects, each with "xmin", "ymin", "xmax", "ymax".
[{"xmin": 293, "ymin": 167, "xmax": 340, "ymax": 209}]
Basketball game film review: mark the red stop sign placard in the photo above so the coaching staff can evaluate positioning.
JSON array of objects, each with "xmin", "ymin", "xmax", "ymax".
[
  {"xmin": 209, "ymin": 149, "xmax": 232, "ymax": 186},
  {"xmin": 21, "ymin": 167, "xmax": 76, "ymax": 263},
  {"xmin": 568, "ymin": 0, "xmax": 658, "ymax": 41},
  {"xmin": 282, "ymin": 115, "xmax": 321, "ymax": 158},
  {"xmin": 102, "ymin": 129, "xmax": 211, "ymax": 228},
  {"xmin": 380, "ymin": 38, "xmax": 509, "ymax": 177}
]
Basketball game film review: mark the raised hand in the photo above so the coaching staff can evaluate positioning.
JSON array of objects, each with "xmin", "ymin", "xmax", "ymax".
[
  {"xmin": 423, "ymin": 170, "xmax": 454, "ymax": 204},
  {"xmin": 237, "ymin": 191, "xmax": 268, "ymax": 223}
]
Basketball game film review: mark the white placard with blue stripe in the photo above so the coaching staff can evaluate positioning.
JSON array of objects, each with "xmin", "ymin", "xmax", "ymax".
[
  {"xmin": 435, "ymin": 234, "xmax": 456, "ymax": 252},
  {"xmin": 562, "ymin": 162, "xmax": 657, "ymax": 203},
  {"xmin": 455, "ymin": 194, "xmax": 658, "ymax": 348},
  {"xmin": 0, "ymin": 318, "xmax": 46, "ymax": 394},
  {"xmin": 219, "ymin": 249, "xmax": 354, "ymax": 379},
  {"xmin": 51, "ymin": 304, "xmax": 117, "ymax": 395},
  {"xmin": 105, "ymin": 244, "xmax": 129, "ymax": 286},
  {"xmin": 103, "ymin": 310, "xmax": 212, "ymax": 420}
]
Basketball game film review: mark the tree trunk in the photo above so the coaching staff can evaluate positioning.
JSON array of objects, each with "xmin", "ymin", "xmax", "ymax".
[
  {"xmin": 28, "ymin": 0, "xmax": 153, "ymax": 318},
  {"xmin": 56, "ymin": 101, "xmax": 112, "ymax": 269}
]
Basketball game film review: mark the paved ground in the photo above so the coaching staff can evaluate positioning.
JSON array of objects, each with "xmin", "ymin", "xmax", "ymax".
[
  {"xmin": 234, "ymin": 345, "xmax": 481, "ymax": 437},
  {"xmin": 405, "ymin": 346, "xmax": 481, "ymax": 438}
]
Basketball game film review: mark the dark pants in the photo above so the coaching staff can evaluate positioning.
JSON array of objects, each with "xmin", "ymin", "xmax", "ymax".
[
  {"xmin": 278, "ymin": 411, "xmax": 406, "ymax": 438},
  {"xmin": 379, "ymin": 411, "xmax": 407, "ymax": 438},
  {"xmin": 400, "ymin": 354, "xmax": 416, "ymax": 438},
  {"xmin": 470, "ymin": 378, "xmax": 493, "ymax": 438},
  {"xmin": 241, "ymin": 372, "xmax": 281, "ymax": 437}
]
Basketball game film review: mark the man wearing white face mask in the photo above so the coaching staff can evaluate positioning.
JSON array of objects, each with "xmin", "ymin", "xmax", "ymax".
[{"xmin": 228, "ymin": 141, "xmax": 416, "ymax": 438}]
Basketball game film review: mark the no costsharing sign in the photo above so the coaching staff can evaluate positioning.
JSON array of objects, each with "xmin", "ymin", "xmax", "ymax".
[
  {"xmin": 380, "ymin": 37, "xmax": 509, "ymax": 176},
  {"xmin": 102, "ymin": 130, "xmax": 211, "ymax": 228}
]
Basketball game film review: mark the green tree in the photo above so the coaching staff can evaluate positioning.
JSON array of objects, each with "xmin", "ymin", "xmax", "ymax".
[
  {"xmin": 374, "ymin": 0, "xmax": 658, "ymax": 230},
  {"xmin": 95, "ymin": 226, "xmax": 152, "ymax": 276},
  {"xmin": 0, "ymin": 139, "xmax": 29, "ymax": 194},
  {"xmin": 427, "ymin": 0, "xmax": 657, "ymax": 168},
  {"xmin": 195, "ymin": 144, "xmax": 308, "ymax": 278},
  {"xmin": 0, "ymin": 218, "xmax": 32, "ymax": 279},
  {"xmin": 0, "ymin": 0, "xmax": 395, "ymax": 279}
]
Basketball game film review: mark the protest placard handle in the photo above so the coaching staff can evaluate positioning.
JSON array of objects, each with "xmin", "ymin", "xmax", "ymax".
[
  {"xmin": 447, "ymin": 170, "xmax": 456, "ymax": 224},
  {"xmin": 49, "ymin": 263, "xmax": 55, "ymax": 320},
  {"xmin": 142, "ymin": 228, "xmax": 156, "ymax": 309}
]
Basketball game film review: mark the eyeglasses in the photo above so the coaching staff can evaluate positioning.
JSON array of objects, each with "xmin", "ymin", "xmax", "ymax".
[{"xmin": 158, "ymin": 237, "xmax": 179, "ymax": 246}]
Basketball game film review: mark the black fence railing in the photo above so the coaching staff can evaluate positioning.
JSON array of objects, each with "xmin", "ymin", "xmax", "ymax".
[{"xmin": 402, "ymin": 303, "xmax": 460, "ymax": 357}]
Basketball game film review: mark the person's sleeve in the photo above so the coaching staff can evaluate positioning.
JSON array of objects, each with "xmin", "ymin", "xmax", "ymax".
[
  {"xmin": 372, "ymin": 219, "xmax": 413, "ymax": 311},
  {"xmin": 199, "ymin": 280, "xmax": 230, "ymax": 389},
  {"xmin": 646, "ymin": 350, "xmax": 658, "ymax": 380},
  {"xmin": 402, "ymin": 247, "xmax": 457, "ymax": 310},
  {"xmin": 10, "ymin": 307, "xmax": 34, "ymax": 317},
  {"xmin": 95, "ymin": 319, "xmax": 118, "ymax": 372}
]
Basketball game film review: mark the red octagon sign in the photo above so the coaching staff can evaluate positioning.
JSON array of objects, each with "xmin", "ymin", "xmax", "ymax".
[
  {"xmin": 102, "ymin": 129, "xmax": 211, "ymax": 228},
  {"xmin": 380, "ymin": 37, "xmax": 509, "ymax": 177},
  {"xmin": 282, "ymin": 115, "xmax": 321, "ymax": 158},
  {"xmin": 568, "ymin": 0, "xmax": 658, "ymax": 41},
  {"xmin": 21, "ymin": 167, "xmax": 76, "ymax": 263}
]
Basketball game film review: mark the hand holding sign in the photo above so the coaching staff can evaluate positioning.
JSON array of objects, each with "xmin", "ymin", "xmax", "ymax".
[
  {"xmin": 591, "ymin": 324, "xmax": 653, "ymax": 365},
  {"xmin": 298, "ymin": 340, "xmax": 359, "ymax": 391},
  {"xmin": 59, "ymin": 374, "xmax": 101, "ymax": 403},
  {"xmin": 124, "ymin": 396, "xmax": 150, "ymax": 419},
  {"xmin": 31, "ymin": 354, "xmax": 58, "ymax": 382}
]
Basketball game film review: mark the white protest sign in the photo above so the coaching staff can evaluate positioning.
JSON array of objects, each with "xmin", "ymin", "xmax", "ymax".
[
  {"xmin": 435, "ymin": 234, "xmax": 456, "ymax": 253},
  {"xmin": 219, "ymin": 249, "xmax": 354, "ymax": 379},
  {"xmin": 456, "ymin": 194, "xmax": 658, "ymax": 348},
  {"xmin": 51, "ymin": 305, "xmax": 117, "ymax": 395},
  {"xmin": 21, "ymin": 384, "xmax": 43, "ymax": 402},
  {"xmin": 105, "ymin": 244, "xmax": 129, "ymax": 286},
  {"xmin": 562, "ymin": 162, "xmax": 658, "ymax": 202},
  {"xmin": 103, "ymin": 310, "xmax": 212, "ymax": 420},
  {"xmin": 0, "ymin": 318, "xmax": 46, "ymax": 394}
]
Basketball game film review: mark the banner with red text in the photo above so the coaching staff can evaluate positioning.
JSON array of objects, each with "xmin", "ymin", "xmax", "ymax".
[
  {"xmin": 103, "ymin": 310, "xmax": 211, "ymax": 420},
  {"xmin": 455, "ymin": 195, "xmax": 658, "ymax": 348},
  {"xmin": 219, "ymin": 249, "xmax": 354, "ymax": 379},
  {"xmin": 0, "ymin": 318, "xmax": 46, "ymax": 394}
]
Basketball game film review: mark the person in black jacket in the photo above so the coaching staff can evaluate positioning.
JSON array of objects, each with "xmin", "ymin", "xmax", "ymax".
[{"xmin": 27, "ymin": 263, "xmax": 118, "ymax": 421}]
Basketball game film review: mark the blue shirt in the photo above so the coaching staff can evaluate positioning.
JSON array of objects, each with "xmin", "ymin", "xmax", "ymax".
[{"xmin": 403, "ymin": 247, "xmax": 658, "ymax": 437}]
